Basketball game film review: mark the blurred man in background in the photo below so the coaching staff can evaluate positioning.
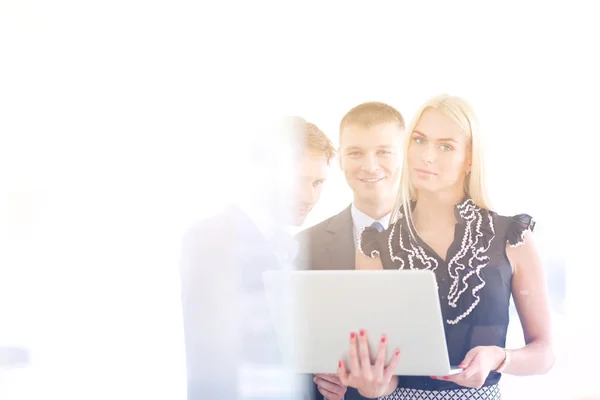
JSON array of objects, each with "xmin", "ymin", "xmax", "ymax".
[{"xmin": 180, "ymin": 117, "xmax": 336, "ymax": 400}]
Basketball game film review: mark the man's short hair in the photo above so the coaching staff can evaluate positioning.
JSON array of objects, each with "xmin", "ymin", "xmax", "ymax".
[
  {"xmin": 339, "ymin": 102, "xmax": 405, "ymax": 140},
  {"xmin": 285, "ymin": 116, "xmax": 336, "ymax": 165}
]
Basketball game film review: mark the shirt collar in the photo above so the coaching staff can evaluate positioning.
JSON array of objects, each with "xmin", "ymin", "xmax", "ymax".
[
  {"xmin": 400, "ymin": 195, "xmax": 474, "ymax": 226},
  {"xmin": 351, "ymin": 203, "xmax": 392, "ymax": 232},
  {"xmin": 238, "ymin": 202, "xmax": 277, "ymax": 240}
]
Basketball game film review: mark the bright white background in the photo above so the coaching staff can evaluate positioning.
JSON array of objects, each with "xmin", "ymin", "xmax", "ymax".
[{"xmin": 1, "ymin": 0, "xmax": 598, "ymax": 399}]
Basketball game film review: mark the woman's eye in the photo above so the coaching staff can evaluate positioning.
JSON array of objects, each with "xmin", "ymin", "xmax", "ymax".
[
  {"xmin": 440, "ymin": 144, "xmax": 453, "ymax": 151},
  {"xmin": 413, "ymin": 137, "xmax": 425, "ymax": 144}
]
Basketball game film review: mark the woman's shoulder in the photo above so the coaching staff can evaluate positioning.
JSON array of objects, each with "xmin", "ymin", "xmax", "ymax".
[
  {"xmin": 358, "ymin": 224, "xmax": 391, "ymax": 259},
  {"xmin": 490, "ymin": 210, "xmax": 536, "ymax": 248},
  {"xmin": 358, "ymin": 214, "xmax": 411, "ymax": 265}
]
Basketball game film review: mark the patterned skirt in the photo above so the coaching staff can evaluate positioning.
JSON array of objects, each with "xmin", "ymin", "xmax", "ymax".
[{"xmin": 380, "ymin": 384, "xmax": 500, "ymax": 400}]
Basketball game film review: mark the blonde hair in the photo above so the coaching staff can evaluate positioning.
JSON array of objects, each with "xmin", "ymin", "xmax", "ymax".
[
  {"xmin": 339, "ymin": 101, "xmax": 405, "ymax": 141},
  {"xmin": 283, "ymin": 116, "xmax": 336, "ymax": 165},
  {"xmin": 306, "ymin": 121, "xmax": 336, "ymax": 165},
  {"xmin": 390, "ymin": 94, "xmax": 491, "ymax": 225}
]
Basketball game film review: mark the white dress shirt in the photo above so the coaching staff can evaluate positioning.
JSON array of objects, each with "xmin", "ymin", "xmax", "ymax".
[
  {"xmin": 235, "ymin": 202, "xmax": 303, "ymax": 399},
  {"xmin": 350, "ymin": 203, "xmax": 392, "ymax": 246}
]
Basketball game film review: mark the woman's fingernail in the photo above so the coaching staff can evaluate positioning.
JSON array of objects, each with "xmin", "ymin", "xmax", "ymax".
[
  {"xmin": 395, "ymin": 349, "xmax": 400, "ymax": 356},
  {"xmin": 338, "ymin": 360, "xmax": 342, "ymax": 368},
  {"xmin": 359, "ymin": 329, "xmax": 365, "ymax": 337},
  {"xmin": 350, "ymin": 332, "xmax": 355, "ymax": 339},
  {"xmin": 381, "ymin": 336, "xmax": 386, "ymax": 344},
  {"xmin": 442, "ymin": 376, "xmax": 449, "ymax": 380}
]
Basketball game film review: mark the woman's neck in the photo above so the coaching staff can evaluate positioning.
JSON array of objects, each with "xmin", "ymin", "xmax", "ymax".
[{"xmin": 412, "ymin": 189, "xmax": 466, "ymax": 229}]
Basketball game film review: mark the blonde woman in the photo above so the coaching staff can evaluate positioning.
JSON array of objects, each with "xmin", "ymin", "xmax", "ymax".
[{"xmin": 336, "ymin": 95, "xmax": 554, "ymax": 399}]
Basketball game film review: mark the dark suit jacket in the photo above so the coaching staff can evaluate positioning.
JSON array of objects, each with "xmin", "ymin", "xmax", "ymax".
[
  {"xmin": 295, "ymin": 205, "xmax": 355, "ymax": 271},
  {"xmin": 180, "ymin": 206, "xmax": 317, "ymax": 400},
  {"xmin": 296, "ymin": 205, "xmax": 368, "ymax": 400}
]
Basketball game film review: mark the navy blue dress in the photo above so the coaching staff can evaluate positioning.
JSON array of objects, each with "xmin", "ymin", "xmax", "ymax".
[{"xmin": 358, "ymin": 197, "xmax": 534, "ymax": 399}]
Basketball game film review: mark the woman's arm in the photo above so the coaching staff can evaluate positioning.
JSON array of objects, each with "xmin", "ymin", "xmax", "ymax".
[
  {"xmin": 503, "ymin": 230, "xmax": 555, "ymax": 375},
  {"xmin": 434, "ymin": 230, "xmax": 555, "ymax": 388}
]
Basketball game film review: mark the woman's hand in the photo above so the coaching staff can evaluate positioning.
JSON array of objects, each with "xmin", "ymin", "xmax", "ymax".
[
  {"xmin": 338, "ymin": 330, "xmax": 401, "ymax": 398},
  {"xmin": 432, "ymin": 346, "xmax": 505, "ymax": 389}
]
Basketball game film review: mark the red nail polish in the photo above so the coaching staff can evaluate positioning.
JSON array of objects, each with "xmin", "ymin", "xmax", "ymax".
[
  {"xmin": 395, "ymin": 349, "xmax": 400, "ymax": 356},
  {"xmin": 381, "ymin": 336, "xmax": 386, "ymax": 344},
  {"xmin": 442, "ymin": 376, "xmax": 449, "ymax": 380},
  {"xmin": 359, "ymin": 330, "xmax": 365, "ymax": 337},
  {"xmin": 350, "ymin": 332, "xmax": 355, "ymax": 339},
  {"xmin": 338, "ymin": 360, "xmax": 342, "ymax": 368}
]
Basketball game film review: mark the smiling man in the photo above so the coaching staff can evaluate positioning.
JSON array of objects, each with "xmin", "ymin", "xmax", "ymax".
[
  {"xmin": 295, "ymin": 101, "xmax": 405, "ymax": 400},
  {"xmin": 337, "ymin": 103, "xmax": 405, "ymax": 243}
]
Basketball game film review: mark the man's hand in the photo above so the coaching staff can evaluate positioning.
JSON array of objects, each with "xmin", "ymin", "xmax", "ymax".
[{"xmin": 314, "ymin": 373, "xmax": 347, "ymax": 400}]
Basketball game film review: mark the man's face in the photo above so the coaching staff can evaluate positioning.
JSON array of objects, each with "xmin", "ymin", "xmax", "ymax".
[
  {"xmin": 292, "ymin": 150, "xmax": 329, "ymax": 226},
  {"xmin": 339, "ymin": 122, "xmax": 403, "ymax": 207}
]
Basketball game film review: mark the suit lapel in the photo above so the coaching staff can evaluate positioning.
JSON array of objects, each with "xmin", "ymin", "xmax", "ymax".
[{"xmin": 324, "ymin": 205, "xmax": 356, "ymax": 270}]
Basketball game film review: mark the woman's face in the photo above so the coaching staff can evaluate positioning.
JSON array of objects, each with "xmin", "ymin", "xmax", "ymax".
[{"xmin": 407, "ymin": 108, "xmax": 471, "ymax": 195}]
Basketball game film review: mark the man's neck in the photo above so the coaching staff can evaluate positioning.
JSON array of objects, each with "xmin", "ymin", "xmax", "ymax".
[
  {"xmin": 237, "ymin": 201, "xmax": 278, "ymax": 239},
  {"xmin": 353, "ymin": 198, "xmax": 394, "ymax": 221}
]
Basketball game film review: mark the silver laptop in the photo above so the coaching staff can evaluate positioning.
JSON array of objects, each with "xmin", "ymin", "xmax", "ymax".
[{"xmin": 262, "ymin": 269, "xmax": 461, "ymax": 376}]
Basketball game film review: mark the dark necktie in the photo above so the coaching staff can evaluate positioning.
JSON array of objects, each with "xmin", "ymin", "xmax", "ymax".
[{"xmin": 370, "ymin": 221, "xmax": 384, "ymax": 232}]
